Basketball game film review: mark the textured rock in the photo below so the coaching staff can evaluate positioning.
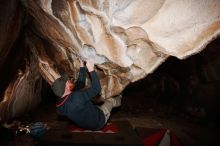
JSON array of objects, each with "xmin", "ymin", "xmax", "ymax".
[
  {"xmin": 0, "ymin": 0, "xmax": 220, "ymax": 121},
  {"xmin": 22, "ymin": 0, "xmax": 220, "ymax": 96},
  {"xmin": 0, "ymin": 57, "xmax": 43, "ymax": 121},
  {"xmin": 0, "ymin": 0, "xmax": 23, "ymax": 69}
]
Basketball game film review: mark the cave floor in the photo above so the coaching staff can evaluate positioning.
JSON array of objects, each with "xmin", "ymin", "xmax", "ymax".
[{"xmin": 3, "ymin": 92, "xmax": 220, "ymax": 146}]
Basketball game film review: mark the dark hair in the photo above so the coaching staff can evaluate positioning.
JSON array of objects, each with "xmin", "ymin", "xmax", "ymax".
[{"xmin": 68, "ymin": 77, "xmax": 75, "ymax": 83}]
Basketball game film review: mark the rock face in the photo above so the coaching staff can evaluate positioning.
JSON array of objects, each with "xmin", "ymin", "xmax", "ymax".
[{"xmin": 0, "ymin": 0, "xmax": 220, "ymax": 121}]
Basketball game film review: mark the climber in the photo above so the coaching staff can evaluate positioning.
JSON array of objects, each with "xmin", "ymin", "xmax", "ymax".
[{"xmin": 51, "ymin": 57, "xmax": 122, "ymax": 130}]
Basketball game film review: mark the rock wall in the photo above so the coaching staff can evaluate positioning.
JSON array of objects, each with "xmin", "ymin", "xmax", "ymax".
[{"xmin": 0, "ymin": 0, "xmax": 220, "ymax": 121}]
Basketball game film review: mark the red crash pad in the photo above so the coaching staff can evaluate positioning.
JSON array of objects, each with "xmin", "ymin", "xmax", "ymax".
[
  {"xmin": 39, "ymin": 120, "xmax": 143, "ymax": 146},
  {"xmin": 135, "ymin": 127, "xmax": 182, "ymax": 146}
]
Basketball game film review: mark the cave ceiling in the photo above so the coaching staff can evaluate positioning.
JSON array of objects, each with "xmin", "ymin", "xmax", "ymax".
[{"xmin": 0, "ymin": 0, "xmax": 220, "ymax": 121}]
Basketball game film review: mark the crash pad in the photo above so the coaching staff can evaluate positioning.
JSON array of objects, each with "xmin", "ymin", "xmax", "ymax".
[
  {"xmin": 135, "ymin": 127, "xmax": 182, "ymax": 146},
  {"xmin": 38, "ymin": 120, "xmax": 143, "ymax": 146}
]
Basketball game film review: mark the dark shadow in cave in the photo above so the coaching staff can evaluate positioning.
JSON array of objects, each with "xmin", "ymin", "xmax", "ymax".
[{"xmin": 122, "ymin": 37, "xmax": 220, "ymax": 129}]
